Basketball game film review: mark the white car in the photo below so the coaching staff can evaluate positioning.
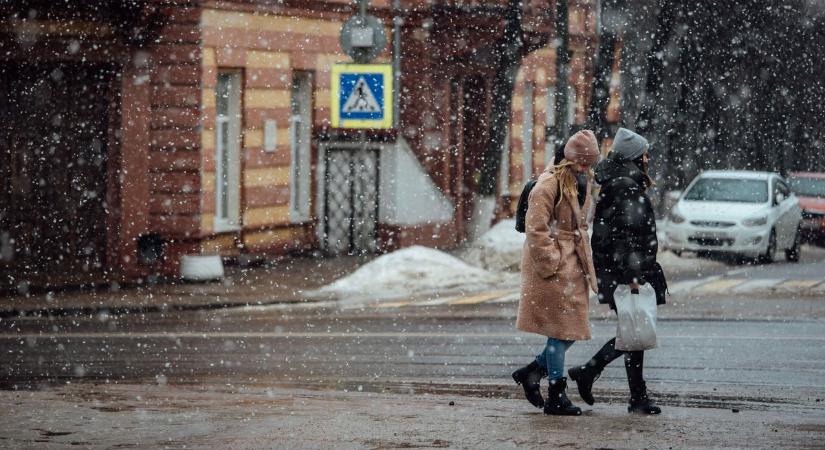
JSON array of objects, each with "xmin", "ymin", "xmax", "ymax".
[{"xmin": 664, "ymin": 171, "xmax": 802, "ymax": 262}]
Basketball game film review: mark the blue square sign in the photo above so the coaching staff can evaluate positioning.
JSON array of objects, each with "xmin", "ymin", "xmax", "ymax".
[
  {"xmin": 339, "ymin": 73, "xmax": 384, "ymax": 120},
  {"xmin": 331, "ymin": 64, "xmax": 393, "ymax": 129}
]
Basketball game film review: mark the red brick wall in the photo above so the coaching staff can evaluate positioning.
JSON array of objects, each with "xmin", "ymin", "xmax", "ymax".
[{"xmin": 148, "ymin": 5, "xmax": 204, "ymax": 249}]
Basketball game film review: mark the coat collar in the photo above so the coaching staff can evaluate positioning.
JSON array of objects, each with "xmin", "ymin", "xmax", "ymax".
[
  {"xmin": 558, "ymin": 176, "xmax": 597, "ymax": 294},
  {"xmin": 594, "ymin": 152, "xmax": 646, "ymax": 189},
  {"xmin": 559, "ymin": 175, "xmax": 591, "ymax": 229}
]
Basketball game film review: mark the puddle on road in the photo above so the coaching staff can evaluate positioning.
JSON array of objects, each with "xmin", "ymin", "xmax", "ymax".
[{"xmin": 36, "ymin": 430, "xmax": 73, "ymax": 437}]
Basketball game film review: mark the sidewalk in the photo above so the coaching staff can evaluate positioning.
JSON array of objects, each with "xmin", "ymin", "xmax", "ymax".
[
  {"xmin": 3, "ymin": 383, "xmax": 823, "ymax": 449},
  {"xmin": 4, "ymin": 244, "xmax": 825, "ymax": 318},
  {"xmin": 0, "ymin": 255, "xmax": 371, "ymax": 317}
]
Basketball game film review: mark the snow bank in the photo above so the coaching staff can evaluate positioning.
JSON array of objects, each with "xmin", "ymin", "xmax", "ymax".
[
  {"xmin": 317, "ymin": 220, "xmax": 725, "ymax": 304},
  {"xmin": 458, "ymin": 219, "xmax": 725, "ymax": 274},
  {"xmin": 460, "ymin": 219, "xmax": 525, "ymax": 272},
  {"xmin": 656, "ymin": 220, "xmax": 667, "ymax": 248},
  {"xmin": 317, "ymin": 245, "xmax": 516, "ymax": 302}
]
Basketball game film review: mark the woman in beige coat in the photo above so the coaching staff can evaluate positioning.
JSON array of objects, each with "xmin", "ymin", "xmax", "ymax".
[{"xmin": 511, "ymin": 130, "xmax": 600, "ymax": 416}]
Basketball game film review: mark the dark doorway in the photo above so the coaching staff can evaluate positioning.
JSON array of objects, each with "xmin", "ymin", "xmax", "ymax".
[{"xmin": 0, "ymin": 64, "xmax": 115, "ymax": 289}]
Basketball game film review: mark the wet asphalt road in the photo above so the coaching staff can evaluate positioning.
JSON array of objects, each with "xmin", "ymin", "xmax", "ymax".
[
  {"xmin": 3, "ymin": 250, "xmax": 825, "ymax": 448},
  {"xmin": 2, "ymin": 301, "xmax": 824, "ymax": 412},
  {"xmin": 661, "ymin": 243, "xmax": 825, "ymax": 282}
]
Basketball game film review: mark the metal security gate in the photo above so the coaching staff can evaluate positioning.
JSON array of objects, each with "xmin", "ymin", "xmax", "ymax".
[{"xmin": 323, "ymin": 148, "xmax": 380, "ymax": 255}]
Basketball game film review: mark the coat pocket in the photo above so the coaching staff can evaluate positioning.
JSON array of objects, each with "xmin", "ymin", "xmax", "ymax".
[{"xmin": 536, "ymin": 239, "xmax": 562, "ymax": 279}]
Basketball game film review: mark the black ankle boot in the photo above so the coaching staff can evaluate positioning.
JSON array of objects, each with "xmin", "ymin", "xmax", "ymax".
[
  {"xmin": 568, "ymin": 362, "xmax": 602, "ymax": 406},
  {"xmin": 543, "ymin": 378, "xmax": 582, "ymax": 416},
  {"xmin": 512, "ymin": 361, "xmax": 546, "ymax": 408},
  {"xmin": 628, "ymin": 381, "xmax": 661, "ymax": 415}
]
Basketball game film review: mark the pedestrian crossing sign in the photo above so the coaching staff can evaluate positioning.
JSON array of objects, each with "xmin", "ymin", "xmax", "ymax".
[{"xmin": 331, "ymin": 64, "xmax": 393, "ymax": 129}]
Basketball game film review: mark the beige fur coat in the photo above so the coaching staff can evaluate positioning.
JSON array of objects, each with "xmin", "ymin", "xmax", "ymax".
[{"xmin": 516, "ymin": 170, "xmax": 597, "ymax": 340}]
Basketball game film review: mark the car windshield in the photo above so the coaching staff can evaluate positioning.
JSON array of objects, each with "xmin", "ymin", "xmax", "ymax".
[
  {"xmin": 683, "ymin": 178, "xmax": 769, "ymax": 203},
  {"xmin": 789, "ymin": 176, "xmax": 825, "ymax": 198}
]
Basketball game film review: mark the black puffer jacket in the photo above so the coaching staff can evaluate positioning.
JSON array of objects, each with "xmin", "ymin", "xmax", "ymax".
[{"xmin": 591, "ymin": 152, "xmax": 667, "ymax": 308}]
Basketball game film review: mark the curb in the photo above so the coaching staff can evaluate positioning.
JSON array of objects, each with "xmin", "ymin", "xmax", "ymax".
[
  {"xmin": 0, "ymin": 298, "xmax": 329, "ymax": 319},
  {"xmin": 4, "ymin": 276, "xmax": 822, "ymax": 318},
  {"xmin": 670, "ymin": 277, "xmax": 825, "ymax": 296}
]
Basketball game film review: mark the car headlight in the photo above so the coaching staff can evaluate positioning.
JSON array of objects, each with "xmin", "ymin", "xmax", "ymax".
[
  {"xmin": 742, "ymin": 216, "xmax": 768, "ymax": 227},
  {"xmin": 669, "ymin": 211, "xmax": 686, "ymax": 224}
]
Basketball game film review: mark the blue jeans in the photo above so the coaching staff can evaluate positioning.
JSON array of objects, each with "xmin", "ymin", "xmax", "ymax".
[{"xmin": 535, "ymin": 337, "xmax": 575, "ymax": 380}]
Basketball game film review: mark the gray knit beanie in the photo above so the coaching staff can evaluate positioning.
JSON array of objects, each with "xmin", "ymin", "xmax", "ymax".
[{"xmin": 610, "ymin": 128, "xmax": 649, "ymax": 160}]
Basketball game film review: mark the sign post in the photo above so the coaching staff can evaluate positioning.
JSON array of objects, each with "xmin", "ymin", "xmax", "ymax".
[{"xmin": 335, "ymin": 1, "xmax": 393, "ymax": 130}]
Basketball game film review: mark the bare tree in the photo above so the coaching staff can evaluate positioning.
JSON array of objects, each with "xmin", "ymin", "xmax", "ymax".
[
  {"xmin": 585, "ymin": 0, "xmax": 619, "ymax": 141},
  {"xmin": 611, "ymin": 0, "xmax": 825, "ymax": 208},
  {"xmin": 470, "ymin": 0, "xmax": 550, "ymax": 239}
]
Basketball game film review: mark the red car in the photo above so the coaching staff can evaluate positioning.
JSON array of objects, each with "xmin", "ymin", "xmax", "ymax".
[{"xmin": 788, "ymin": 172, "xmax": 825, "ymax": 244}]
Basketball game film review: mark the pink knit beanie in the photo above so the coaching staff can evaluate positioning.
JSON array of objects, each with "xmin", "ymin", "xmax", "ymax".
[{"xmin": 563, "ymin": 130, "xmax": 600, "ymax": 166}]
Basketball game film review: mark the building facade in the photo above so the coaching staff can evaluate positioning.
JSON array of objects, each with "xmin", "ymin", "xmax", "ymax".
[{"xmin": 0, "ymin": 0, "xmax": 609, "ymax": 290}]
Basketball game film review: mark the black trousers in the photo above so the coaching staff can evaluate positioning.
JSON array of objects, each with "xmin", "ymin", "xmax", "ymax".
[{"xmin": 588, "ymin": 337, "xmax": 645, "ymax": 390}]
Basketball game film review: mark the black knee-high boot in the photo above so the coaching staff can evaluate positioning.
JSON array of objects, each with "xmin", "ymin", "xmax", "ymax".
[
  {"xmin": 568, "ymin": 338, "xmax": 624, "ymax": 405},
  {"xmin": 625, "ymin": 351, "xmax": 661, "ymax": 414}
]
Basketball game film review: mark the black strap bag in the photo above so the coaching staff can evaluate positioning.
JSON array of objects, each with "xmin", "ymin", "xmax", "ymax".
[{"xmin": 514, "ymin": 179, "xmax": 537, "ymax": 233}]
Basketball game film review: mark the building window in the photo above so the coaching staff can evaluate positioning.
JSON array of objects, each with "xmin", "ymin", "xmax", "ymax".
[
  {"xmin": 290, "ymin": 71, "xmax": 313, "ymax": 222},
  {"xmin": 543, "ymin": 85, "xmax": 578, "ymax": 165},
  {"xmin": 545, "ymin": 86, "xmax": 556, "ymax": 128},
  {"xmin": 568, "ymin": 86, "xmax": 577, "ymax": 126},
  {"xmin": 215, "ymin": 71, "xmax": 241, "ymax": 232},
  {"xmin": 544, "ymin": 86, "xmax": 556, "ymax": 166},
  {"xmin": 522, "ymin": 82, "xmax": 535, "ymax": 182},
  {"xmin": 499, "ymin": 129, "xmax": 511, "ymax": 195}
]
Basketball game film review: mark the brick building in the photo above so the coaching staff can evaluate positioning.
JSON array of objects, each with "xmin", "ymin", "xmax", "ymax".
[{"xmin": 0, "ymin": 0, "xmax": 610, "ymax": 290}]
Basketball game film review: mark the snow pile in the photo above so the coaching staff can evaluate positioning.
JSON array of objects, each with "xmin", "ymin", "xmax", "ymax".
[
  {"xmin": 656, "ymin": 220, "xmax": 667, "ymax": 247},
  {"xmin": 460, "ymin": 219, "xmax": 525, "ymax": 272},
  {"xmin": 317, "ymin": 245, "xmax": 515, "ymax": 302},
  {"xmin": 457, "ymin": 218, "xmax": 725, "ymax": 274}
]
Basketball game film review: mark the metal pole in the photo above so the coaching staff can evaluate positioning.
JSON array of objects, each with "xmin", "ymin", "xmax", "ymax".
[
  {"xmin": 392, "ymin": 0, "xmax": 401, "ymax": 128},
  {"xmin": 553, "ymin": 0, "xmax": 571, "ymax": 150},
  {"xmin": 358, "ymin": 0, "xmax": 367, "ymax": 19}
]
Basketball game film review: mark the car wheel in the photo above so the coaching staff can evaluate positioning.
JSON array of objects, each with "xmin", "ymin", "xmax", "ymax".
[
  {"xmin": 785, "ymin": 227, "xmax": 801, "ymax": 262},
  {"xmin": 760, "ymin": 229, "xmax": 777, "ymax": 264}
]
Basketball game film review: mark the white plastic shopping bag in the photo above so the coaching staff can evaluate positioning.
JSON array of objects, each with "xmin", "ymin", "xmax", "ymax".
[{"xmin": 614, "ymin": 284, "xmax": 658, "ymax": 351}]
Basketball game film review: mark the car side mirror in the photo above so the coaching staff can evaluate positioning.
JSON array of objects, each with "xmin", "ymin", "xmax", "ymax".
[{"xmin": 774, "ymin": 193, "xmax": 785, "ymax": 205}]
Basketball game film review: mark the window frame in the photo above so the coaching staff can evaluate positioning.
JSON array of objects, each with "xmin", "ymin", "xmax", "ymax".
[
  {"xmin": 214, "ymin": 70, "xmax": 242, "ymax": 233},
  {"xmin": 289, "ymin": 71, "xmax": 314, "ymax": 223},
  {"xmin": 521, "ymin": 82, "xmax": 535, "ymax": 183},
  {"xmin": 773, "ymin": 177, "xmax": 791, "ymax": 204},
  {"xmin": 777, "ymin": 178, "xmax": 791, "ymax": 196}
]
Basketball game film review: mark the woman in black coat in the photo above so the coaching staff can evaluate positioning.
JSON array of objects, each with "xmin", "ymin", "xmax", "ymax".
[{"xmin": 568, "ymin": 128, "xmax": 667, "ymax": 415}]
